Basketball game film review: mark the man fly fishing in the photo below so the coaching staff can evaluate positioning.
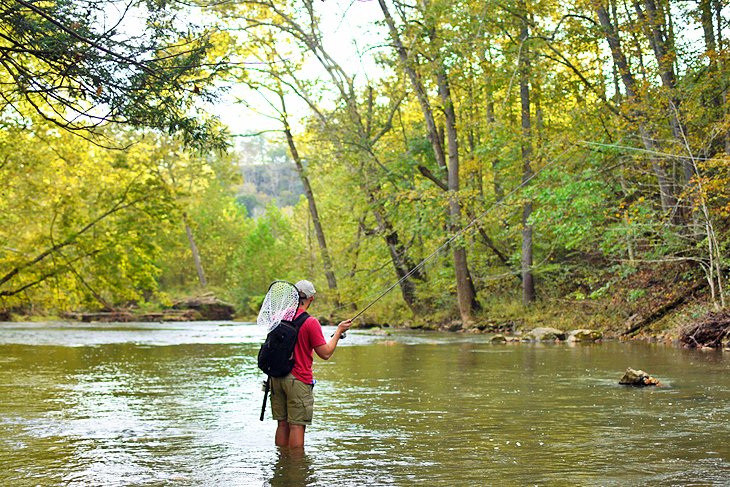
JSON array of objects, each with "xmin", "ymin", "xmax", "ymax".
[{"xmin": 263, "ymin": 280, "xmax": 351, "ymax": 449}]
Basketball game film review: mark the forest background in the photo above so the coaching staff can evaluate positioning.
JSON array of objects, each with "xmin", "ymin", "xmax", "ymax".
[{"xmin": 1, "ymin": 0, "xmax": 729, "ymax": 338}]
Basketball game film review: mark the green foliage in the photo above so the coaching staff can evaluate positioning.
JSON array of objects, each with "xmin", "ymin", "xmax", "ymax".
[
  {"xmin": 531, "ymin": 168, "xmax": 615, "ymax": 251},
  {"xmin": 0, "ymin": 119, "xmax": 242, "ymax": 312},
  {"xmin": 627, "ymin": 288, "xmax": 647, "ymax": 302},
  {"xmin": 3, "ymin": 0, "xmax": 729, "ymax": 328}
]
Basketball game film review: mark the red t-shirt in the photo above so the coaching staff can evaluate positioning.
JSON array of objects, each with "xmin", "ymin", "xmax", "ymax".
[{"xmin": 291, "ymin": 311, "xmax": 326, "ymax": 385}]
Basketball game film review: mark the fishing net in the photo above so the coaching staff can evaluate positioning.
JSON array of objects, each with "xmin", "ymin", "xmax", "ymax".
[{"xmin": 257, "ymin": 281, "xmax": 300, "ymax": 333}]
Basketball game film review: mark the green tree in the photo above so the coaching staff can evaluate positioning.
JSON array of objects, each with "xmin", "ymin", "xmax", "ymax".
[{"xmin": 0, "ymin": 0, "xmax": 229, "ymax": 149}]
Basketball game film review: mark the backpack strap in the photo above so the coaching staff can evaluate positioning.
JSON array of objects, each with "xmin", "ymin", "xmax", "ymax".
[{"xmin": 291, "ymin": 312, "xmax": 310, "ymax": 330}]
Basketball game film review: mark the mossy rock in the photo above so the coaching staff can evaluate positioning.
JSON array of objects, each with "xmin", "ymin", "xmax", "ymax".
[
  {"xmin": 525, "ymin": 327, "xmax": 566, "ymax": 341},
  {"xmin": 568, "ymin": 329, "xmax": 603, "ymax": 342}
]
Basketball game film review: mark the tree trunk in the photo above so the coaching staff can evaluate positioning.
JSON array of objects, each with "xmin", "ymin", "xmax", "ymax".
[
  {"xmin": 485, "ymin": 78, "xmax": 504, "ymax": 201},
  {"xmin": 366, "ymin": 191, "xmax": 424, "ymax": 314},
  {"xmin": 592, "ymin": 1, "xmax": 678, "ymax": 215},
  {"xmin": 710, "ymin": 0, "xmax": 729, "ymax": 153},
  {"xmin": 714, "ymin": 0, "xmax": 723, "ymax": 50},
  {"xmin": 377, "ymin": 0, "xmax": 446, "ymax": 170},
  {"xmin": 437, "ymin": 67, "xmax": 480, "ymax": 321},
  {"xmin": 519, "ymin": 1, "xmax": 536, "ymax": 305},
  {"xmin": 699, "ymin": 0, "xmax": 716, "ymax": 56},
  {"xmin": 274, "ymin": 79, "xmax": 338, "ymax": 294},
  {"xmin": 266, "ymin": 1, "xmax": 426, "ymax": 314},
  {"xmin": 183, "ymin": 213, "xmax": 207, "ymax": 288},
  {"xmin": 610, "ymin": 0, "xmax": 623, "ymax": 102},
  {"xmin": 634, "ymin": 0, "xmax": 694, "ymax": 195},
  {"xmin": 282, "ymin": 118, "xmax": 338, "ymax": 295},
  {"xmin": 379, "ymin": 0, "xmax": 479, "ymax": 321}
]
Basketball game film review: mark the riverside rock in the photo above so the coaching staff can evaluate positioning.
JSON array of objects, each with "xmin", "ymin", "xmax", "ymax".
[
  {"xmin": 568, "ymin": 329, "xmax": 603, "ymax": 342},
  {"xmin": 172, "ymin": 293, "xmax": 235, "ymax": 321},
  {"xmin": 619, "ymin": 367, "xmax": 660, "ymax": 386},
  {"xmin": 526, "ymin": 327, "xmax": 566, "ymax": 341},
  {"xmin": 441, "ymin": 321, "xmax": 463, "ymax": 332}
]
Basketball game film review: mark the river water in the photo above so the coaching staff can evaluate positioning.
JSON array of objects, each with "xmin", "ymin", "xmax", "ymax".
[{"xmin": 0, "ymin": 321, "xmax": 728, "ymax": 486}]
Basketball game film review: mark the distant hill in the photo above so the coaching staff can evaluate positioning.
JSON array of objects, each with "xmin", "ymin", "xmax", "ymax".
[{"xmin": 234, "ymin": 135, "xmax": 304, "ymax": 217}]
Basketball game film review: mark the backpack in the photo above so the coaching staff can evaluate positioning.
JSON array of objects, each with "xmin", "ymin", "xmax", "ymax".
[{"xmin": 257, "ymin": 312, "xmax": 310, "ymax": 378}]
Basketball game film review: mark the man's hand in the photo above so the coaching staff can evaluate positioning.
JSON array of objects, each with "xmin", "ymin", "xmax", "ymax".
[
  {"xmin": 337, "ymin": 319, "xmax": 352, "ymax": 335},
  {"xmin": 316, "ymin": 319, "xmax": 353, "ymax": 360}
]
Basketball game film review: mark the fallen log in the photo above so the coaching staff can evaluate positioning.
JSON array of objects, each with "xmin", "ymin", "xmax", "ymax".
[
  {"xmin": 80, "ymin": 311, "xmax": 135, "ymax": 323},
  {"xmin": 76, "ymin": 309, "xmax": 201, "ymax": 322},
  {"xmin": 622, "ymin": 280, "xmax": 707, "ymax": 337}
]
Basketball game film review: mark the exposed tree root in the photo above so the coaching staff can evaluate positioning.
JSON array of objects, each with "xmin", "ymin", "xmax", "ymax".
[{"xmin": 679, "ymin": 310, "xmax": 730, "ymax": 348}]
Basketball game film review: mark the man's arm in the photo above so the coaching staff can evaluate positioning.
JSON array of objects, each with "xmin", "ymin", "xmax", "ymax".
[{"xmin": 314, "ymin": 320, "xmax": 352, "ymax": 360}]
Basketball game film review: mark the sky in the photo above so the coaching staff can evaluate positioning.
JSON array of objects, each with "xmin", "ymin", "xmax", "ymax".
[{"xmin": 214, "ymin": 0, "xmax": 388, "ymax": 139}]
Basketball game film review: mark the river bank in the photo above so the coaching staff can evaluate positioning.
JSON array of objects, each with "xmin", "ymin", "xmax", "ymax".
[
  {"xmin": 1, "ymin": 262, "xmax": 726, "ymax": 348},
  {"xmin": 3, "ymin": 303, "xmax": 727, "ymax": 350}
]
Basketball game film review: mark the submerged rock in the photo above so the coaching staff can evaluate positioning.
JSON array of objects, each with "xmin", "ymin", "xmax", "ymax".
[
  {"xmin": 568, "ymin": 329, "xmax": 603, "ymax": 342},
  {"xmin": 526, "ymin": 327, "xmax": 566, "ymax": 341},
  {"xmin": 619, "ymin": 367, "xmax": 661, "ymax": 386}
]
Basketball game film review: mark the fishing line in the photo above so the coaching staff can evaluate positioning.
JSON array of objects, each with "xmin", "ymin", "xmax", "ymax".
[
  {"xmin": 579, "ymin": 140, "xmax": 723, "ymax": 162},
  {"xmin": 345, "ymin": 143, "xmax": 575, "ymax": 321}
]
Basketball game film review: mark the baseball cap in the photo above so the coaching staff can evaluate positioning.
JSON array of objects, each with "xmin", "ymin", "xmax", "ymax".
[{"xmin": 295, "ymin": 280, "xmax": 317, "ymax": 298}]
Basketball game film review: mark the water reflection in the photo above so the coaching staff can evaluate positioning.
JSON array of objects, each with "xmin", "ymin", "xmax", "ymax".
[{"xmin": 268, "ymin": 449, "xmax": 316, "ymax": 487}]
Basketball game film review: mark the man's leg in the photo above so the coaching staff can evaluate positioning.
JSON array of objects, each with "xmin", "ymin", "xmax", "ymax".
[
  {"xmin": 280, "ymin": 375, "xmax": 312, "ymax": 448},
  {"xmin": 275, "ymin": 420, "xmax": 290, "ymax": 447},
  {"xmin": 288, "ymin": 424, "xmax": 306, "ymax": 448}
]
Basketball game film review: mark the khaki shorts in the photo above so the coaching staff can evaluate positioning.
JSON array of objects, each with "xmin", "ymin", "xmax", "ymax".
[{"xmin": 270, "ymin": 374, "xmax": 314, "ymax": 425}]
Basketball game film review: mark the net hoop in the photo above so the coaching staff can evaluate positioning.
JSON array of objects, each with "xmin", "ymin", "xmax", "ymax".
[{"xmin": 257, "ymin": 280, "xmax": 300, "ymax": 333}]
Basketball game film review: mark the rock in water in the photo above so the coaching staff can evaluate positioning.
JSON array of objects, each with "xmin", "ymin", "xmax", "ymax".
[
  {"xmin": 619, "ymin": 367, "xmax": 660, "ymax": 386},
  {"xmin": 526, "ymin": 327, "xmax": 566, "ymax": 341},
  {"xmin": 490, "ymin": 334, "xmax": 507, "ymax": 344},
  {"xmin": 568, "ymin": 329, "xmax": 603, "ymax": 342}
]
